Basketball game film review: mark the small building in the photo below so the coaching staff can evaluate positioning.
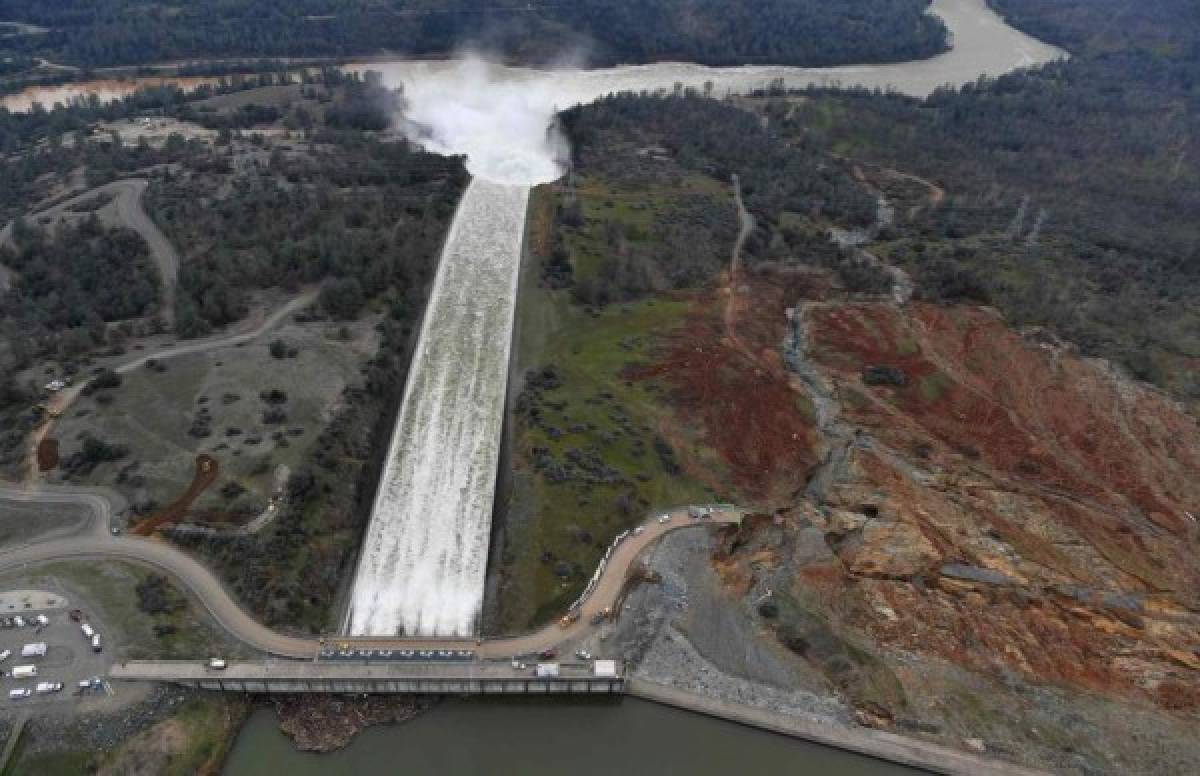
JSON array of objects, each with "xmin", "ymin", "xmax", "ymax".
[{"xmin": 592, "ymin": 660, "xmax": 618, "ymax": 678}]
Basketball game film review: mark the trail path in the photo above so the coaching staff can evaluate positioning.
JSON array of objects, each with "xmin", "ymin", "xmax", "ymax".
[{"xmin": 0, "ymin": 179, "xmax": 178, "ymax": 325}]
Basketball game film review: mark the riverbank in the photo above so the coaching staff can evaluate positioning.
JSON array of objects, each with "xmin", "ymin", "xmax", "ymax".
[{"xmin": 629, "ymin": 680, "xmax": 1042, "ymax": 776}]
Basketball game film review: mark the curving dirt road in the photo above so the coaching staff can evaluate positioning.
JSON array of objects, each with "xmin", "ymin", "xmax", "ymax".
[
  {"xmin": 25, "ymin": 289, "xmax": 318, "ymax": 481},
  {"xmin": 0, "ymin": 500, "xmax": 742, "ymax": 659},
  {"xmin": 0, "ymin": 179, "xmax": 178, "ymax": 323}
]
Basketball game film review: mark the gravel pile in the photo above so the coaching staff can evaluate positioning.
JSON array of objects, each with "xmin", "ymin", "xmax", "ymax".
[
  {"xmin": 614, "ymin": 528, "xmax": 849, "ymax": 724},
  {"xmin": 19, "ymin": 683, "xmax": 192, "ymax": 756}
]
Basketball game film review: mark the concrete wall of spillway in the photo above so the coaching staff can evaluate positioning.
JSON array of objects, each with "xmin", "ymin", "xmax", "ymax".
[{"xmin": 346, "ymin": 179, "xmax": 531, "ymax": 638}]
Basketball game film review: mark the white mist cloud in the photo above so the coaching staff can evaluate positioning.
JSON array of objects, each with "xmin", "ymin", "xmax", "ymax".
[{"xmin": 393, "ymin": 55, "xmax": 570, "ymax": 186}]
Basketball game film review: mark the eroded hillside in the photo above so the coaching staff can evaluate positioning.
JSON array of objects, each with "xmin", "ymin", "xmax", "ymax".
[{"xmin": 712, "ymin": 294, "xmax": 1200, "ymax": 713}]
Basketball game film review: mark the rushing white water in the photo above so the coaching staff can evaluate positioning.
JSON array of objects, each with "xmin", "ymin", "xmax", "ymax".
[
  {"xmin": 355, "ymin": 0, "xmax": 1064, "ymax": 184},
  {"xmin": 342, "ymin": 0, "xmax": 1064, "ymax": 637},
  {"xmin": 346, "ymin": 179, "xmax": 530, "ymax": 637}
]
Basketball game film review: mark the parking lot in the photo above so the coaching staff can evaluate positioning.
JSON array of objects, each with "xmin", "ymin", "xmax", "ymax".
[{"xmin": 0, "ymin": 590, "xmax": 112, "ymax": 708}]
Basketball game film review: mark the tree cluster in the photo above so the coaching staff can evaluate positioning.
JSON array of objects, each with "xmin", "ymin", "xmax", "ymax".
[{"xmin": 0, "ymin": 0, "xmax": 946, "ymax": 70}]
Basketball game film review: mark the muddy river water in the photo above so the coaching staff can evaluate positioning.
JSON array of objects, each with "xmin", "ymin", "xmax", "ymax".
[{"xmin": 224, "ymin": 698, "xmax": 926, "ymax": 775}]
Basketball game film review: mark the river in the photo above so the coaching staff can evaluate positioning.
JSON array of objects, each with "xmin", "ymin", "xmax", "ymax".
[
  {"xmin": 1, "ymin": 0, "xmax": 1063, "ymax": 115},
  {"xmin": 224, "ymin": 699, "xmax": 926, "ymax": 775}
]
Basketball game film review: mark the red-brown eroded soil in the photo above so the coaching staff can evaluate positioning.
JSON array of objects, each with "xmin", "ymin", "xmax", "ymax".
[
  {"xmin": 629, "ymin": 269, "xmax": 827, "ymax": 504},
  {"xmin": 133, "ymin": 454, "xmax": 219, "ymax": 535},
  {"xmin": 793, "ymin": 301, "xmax": 1200, "ymax": 708},
  {"xmin": 809, "ymin": 303, "xmax": 1200, "ymax": 536}
]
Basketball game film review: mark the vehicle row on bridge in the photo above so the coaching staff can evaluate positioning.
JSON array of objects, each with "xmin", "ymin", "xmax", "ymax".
[{"xmin": 318, "ymin": 648, "xmax": 476, "ymax": 662}]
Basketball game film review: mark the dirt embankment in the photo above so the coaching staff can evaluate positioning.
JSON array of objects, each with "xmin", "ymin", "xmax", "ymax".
[
  {"xmin": 133, "ymin": 454, "xmax": 219, "ymax": 535},
  {"xmin": 711, "ymin": 293, "xmax": 1200, "ymax": 715}
]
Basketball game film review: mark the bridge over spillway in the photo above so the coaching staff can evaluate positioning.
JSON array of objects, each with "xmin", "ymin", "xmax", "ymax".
[{"xmin": 110, "ymin": 659, "xmax": 626, "ymax": 695}]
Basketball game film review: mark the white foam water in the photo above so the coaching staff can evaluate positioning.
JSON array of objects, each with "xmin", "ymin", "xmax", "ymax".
[
  {"xmin": 345, "ymin": 179, "xmax": 530, "ymax": 637},
  {"xmin": 344, "ymin": 0, "xmax": 1064, "ymax": 636}
]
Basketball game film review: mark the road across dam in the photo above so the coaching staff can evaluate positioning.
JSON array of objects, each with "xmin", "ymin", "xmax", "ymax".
[{"xmin": 111, "ymin": 660, "xmax": 626, "ymax": 696}]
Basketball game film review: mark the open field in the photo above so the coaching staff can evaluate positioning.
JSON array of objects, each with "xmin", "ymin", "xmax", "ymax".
[
  {"xmin": 493, "ymin": 254, "xmax": 723, "ymax": 631},
  {"xmin": 0, "ymin": 501, "xmax": 89, "ymax": 546},
  {"xmin": 46, "ymin": 313, "xmax": 380, "ymax": 522}
]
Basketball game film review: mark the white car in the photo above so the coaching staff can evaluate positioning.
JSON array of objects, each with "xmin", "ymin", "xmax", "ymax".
[
  {"xmin": 8, "ymin": 688, "xmax": 31, "ymax": 700},
  {"xmin": 0, "ymin": 650, "xmax": 11, "ymax": 663},
  {"xmin": 34, "ymin": 615, "xmax": 49, "ymax": 626},
  {"xmin": 12, "ymin": 616, "xmax": 25, "ymax": 627},
  {"xmin": 658, "ymin": 515, "xmax": 671, "ymax": 524},
  {"xmin": 575, "ymin": 650, "xmax": 592, "ymax": 660}
]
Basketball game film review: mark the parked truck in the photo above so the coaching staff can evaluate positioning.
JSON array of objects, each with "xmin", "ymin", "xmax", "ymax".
[
  {"xmin": 12, "ymin": 665, "xmax": 37, "ymax": 679},
  {"xmin": 20, "ymin": 643, "xmax": 47, "ymax": 658}
]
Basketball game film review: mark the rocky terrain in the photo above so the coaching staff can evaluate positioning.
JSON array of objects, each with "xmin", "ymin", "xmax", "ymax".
[
  {"xmin": 620, "ymin": 260, "xmax": 1200, "ymax": 772},
  {"xmin": 799, "ymin": 300, "xmax": 1200, "ymax": 709},
  {"xmin": 273, "ymin": 694, "xmax": 435, "ymax": 752}
]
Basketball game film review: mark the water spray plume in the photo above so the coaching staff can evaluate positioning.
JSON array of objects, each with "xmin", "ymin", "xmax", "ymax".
[{"xmin": 395, "ymin": 54, "xmax": 570, "ymax": 185}]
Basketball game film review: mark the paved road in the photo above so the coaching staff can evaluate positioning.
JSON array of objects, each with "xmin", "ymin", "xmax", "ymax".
[
  {"xmin": 0, "ymin": 482, "xmax": 124, "ymax": 542},
  {"xmin": 0, "ymin": 179, "xmax": 178, "ymax": 323},
  {"xmin": 0, "ymin": 533, "xmax": 315, "ymax": 657},
  {"xmin": 0, "ymin": 502, "xmax": 741, "ymax": 659}
]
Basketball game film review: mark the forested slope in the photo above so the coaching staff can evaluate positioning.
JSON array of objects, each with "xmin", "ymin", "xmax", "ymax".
[
  {"xmin": 0, "ymin": 0, "xmax": 946, "ymax": 68},
  {"xmin": 773, "ymin": 0, "xmax": 1199, "ymax": 398}
]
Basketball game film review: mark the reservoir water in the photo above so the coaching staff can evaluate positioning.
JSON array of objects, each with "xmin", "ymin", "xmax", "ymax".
[{"xmin": 223, "ymin": 698, "xmax": 927, "ymax": 775}]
